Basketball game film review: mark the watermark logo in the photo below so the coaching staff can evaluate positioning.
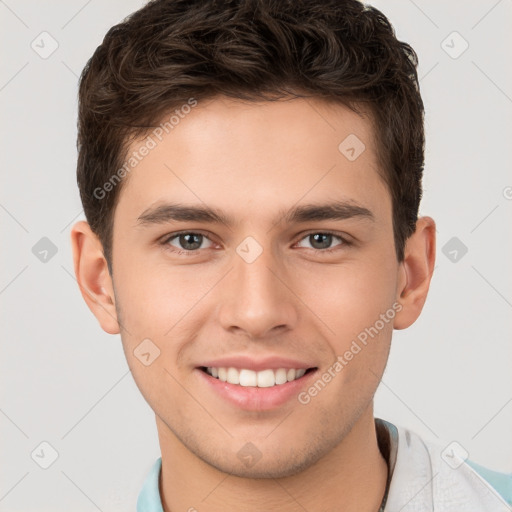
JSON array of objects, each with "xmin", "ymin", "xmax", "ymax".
[
  {"xmin": 338, "ymin": 134, "xmax": 366, "ymax": 161},
  {"xmin": 441, "ymin": 31, "xmax": 469, "ymax": 60},
  {"xmin": 442, "ymin": 236, "xmax": 468, "ymax": 263},
  {"xmin": 236, "ymin": 236, "xmax": 263, "ymax": 264},
  {"xmin": 237, "ymin": 442, "xmax": 262, "ymax": 468},
  {"xmin": 31, "ymin": 441, "xmax": 59, "ymax": 469},
  {"xmin": 134, "ymin": 338, "xmax": 161, "ymax": 366},
  {"xmin": 441, "ymin": 441, "xmax": 469, "ymax": 469},
  {"xmin": 31, "ymin": 31, "xmax": 59, "ymax": 59},
  {"xmin": 32, "ymin": 237, "xmax": 58, "ymax": 263}
]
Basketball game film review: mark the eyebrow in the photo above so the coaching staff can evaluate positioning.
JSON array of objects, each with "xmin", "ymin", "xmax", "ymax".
[{"xmin": 136, "ymin": 200, "xmax": 374, "ymax": 227}]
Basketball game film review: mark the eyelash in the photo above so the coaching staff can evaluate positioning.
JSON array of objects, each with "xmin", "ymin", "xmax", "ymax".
[{"xmin": 160, "ymin": 230, "xmax": 352, "ymax": 256}]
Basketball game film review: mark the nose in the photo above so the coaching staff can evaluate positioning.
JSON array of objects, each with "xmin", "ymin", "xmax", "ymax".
[{"xmin": 217, "ymin": 245, "xmax": 299, "ymax": 340}]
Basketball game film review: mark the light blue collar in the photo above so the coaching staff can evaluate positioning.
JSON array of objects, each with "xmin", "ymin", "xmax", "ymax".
[{"xmin": 137, "ymin": 456, "xmax": 163, "ymax": 512}]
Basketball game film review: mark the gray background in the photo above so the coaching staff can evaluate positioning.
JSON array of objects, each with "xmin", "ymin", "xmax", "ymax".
[{"xmin": 1, "ymin": 1, "xmax": 511, "ymax": 510}]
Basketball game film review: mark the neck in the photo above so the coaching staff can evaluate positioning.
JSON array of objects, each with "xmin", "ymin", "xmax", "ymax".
[{"xmin": 157, "ymin": 406, "xmax": 388, "ymax": 512}]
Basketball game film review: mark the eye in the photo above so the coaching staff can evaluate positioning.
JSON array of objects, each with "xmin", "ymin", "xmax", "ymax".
[
  {"xmin": 162, "ymin": 232, "xmax": 214, "ymax": 253},
  {"xmin": 295, "ymin": 232, "xmax": 348, "ymax": 251}
]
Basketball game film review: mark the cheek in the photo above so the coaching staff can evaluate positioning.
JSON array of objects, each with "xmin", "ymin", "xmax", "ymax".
[
  {"xmin": 293, "ymin": 256, "xmax": 399, "ymax": 346},
  {"xmin": 112, "ymin": 259, "xmax": 205, "ymax": 406},
  {"xmin": 112, "ymin": 254, "xmax": 219, "ymax": 347}
]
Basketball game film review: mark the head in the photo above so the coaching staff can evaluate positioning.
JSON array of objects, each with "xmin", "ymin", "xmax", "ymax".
[{"xmin": 72, "ymin": 0, "xmax": 435, "ymax": 478}]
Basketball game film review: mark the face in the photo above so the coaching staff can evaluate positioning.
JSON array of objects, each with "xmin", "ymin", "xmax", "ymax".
[{"xmin": 108, "ymin": 96, "xmax": 404, "ymax": 477}]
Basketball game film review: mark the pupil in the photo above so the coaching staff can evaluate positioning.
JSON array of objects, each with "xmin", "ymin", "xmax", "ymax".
[
  {"xmin": 180, "ymin": 233, "xmax": 202, "ymax": 250},
  {"xmin": 311, "ymin": 233, "xmax": 331, "ymax": 249}
]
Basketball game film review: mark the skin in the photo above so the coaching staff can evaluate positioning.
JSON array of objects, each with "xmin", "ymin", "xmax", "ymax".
[{"xmin": 71, "ymin": 96, "xmax": 436, "ymax": 512}]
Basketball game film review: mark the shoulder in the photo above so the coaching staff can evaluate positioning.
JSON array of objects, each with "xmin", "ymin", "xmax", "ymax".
[
  {"xmin": 413, "ymin": 429, "xmax": 512, "ymax": 510},
  {"xmin": 384, "ymin": 421, "xmax": 512, "ymax": 511},
  {"xmin": 464, "ymin": 459, "xmax": 512, "ymax": 506}
]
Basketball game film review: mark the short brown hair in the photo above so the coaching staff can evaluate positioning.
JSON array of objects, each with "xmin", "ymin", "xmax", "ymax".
[{"xmin": 77, "ymin": 0, "xmax": 424, "ymax": 272}]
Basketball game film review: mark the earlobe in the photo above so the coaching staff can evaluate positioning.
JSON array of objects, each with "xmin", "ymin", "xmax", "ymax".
[
  {"xmin": 394, "ymin": 216, "xmax": 436, "ymax": 330},
  {"xmin": 70, "ymin": 221, "xmax": 120, "ymax": 335}
]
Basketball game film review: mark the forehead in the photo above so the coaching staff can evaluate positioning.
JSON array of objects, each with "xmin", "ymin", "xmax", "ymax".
[{"xmin": 115, "ymin": 96, "xmax": 390, "ymax": 226}]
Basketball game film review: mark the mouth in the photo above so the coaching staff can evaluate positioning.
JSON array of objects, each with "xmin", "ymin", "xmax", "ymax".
[
  {"xmin": 198, "ymin": 366, "xmax": 317, "ymax": 388},
  {"xmin": 195, "ymin": 356, "xmax": 319, "ymax": 410}
]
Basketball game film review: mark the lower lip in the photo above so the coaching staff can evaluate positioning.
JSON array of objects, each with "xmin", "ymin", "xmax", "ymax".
[{"xmin": 196, "ymin": 368, "xmax": 318, "ymax": 411}]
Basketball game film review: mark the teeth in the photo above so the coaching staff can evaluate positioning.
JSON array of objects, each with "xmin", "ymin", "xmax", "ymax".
[
  {"xmin": 239, "ymin": 369, "xmax": 257, "ymax": 387},
  {"xmin": 257, "ymin": 369, "xmax": 275, "ymax": 388},
  {"xmin": 275, "ymin": 368, "xmax": 288, "ymax": 385},
  {"xmin": 227, "ymin": 367, "xmax": 240, "ymax": 385},
  {"xmin": 205, "ymin": 367, "xmax": 309, "ymax": 387}
]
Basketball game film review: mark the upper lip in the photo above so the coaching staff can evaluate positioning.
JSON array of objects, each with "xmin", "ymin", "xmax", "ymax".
[{"xmin": 198, "ymin": 355, "xmax": 317, "ymax": 372}]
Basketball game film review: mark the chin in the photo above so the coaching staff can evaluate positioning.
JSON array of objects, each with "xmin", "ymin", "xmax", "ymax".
[{"xmin": 199, "ymin": 442, "xmax": 329, "ymax": 480}]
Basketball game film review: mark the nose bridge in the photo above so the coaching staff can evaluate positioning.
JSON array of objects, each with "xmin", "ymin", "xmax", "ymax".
[{"xmin": 217, "ymin": 239, "xmax": 298, "ymax": 338}]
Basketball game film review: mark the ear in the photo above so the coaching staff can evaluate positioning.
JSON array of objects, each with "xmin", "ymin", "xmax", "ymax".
[
  {"xmin": 70, "ymin": 221, "xmax": 120, "ymax": 334},
  {"xmin": 394, "ymin": 216, "xmax": 436, "ymax": 330}
]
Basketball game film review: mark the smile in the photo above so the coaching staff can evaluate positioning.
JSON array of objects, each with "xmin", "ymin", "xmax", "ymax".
[{"xmin": 202, "ymin": 367, "xmax": 313, "ymax": 387}]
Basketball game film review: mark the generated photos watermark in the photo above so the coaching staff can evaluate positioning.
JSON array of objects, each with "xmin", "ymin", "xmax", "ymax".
[
  {"xmin": 298, "ymin": 301, "xmax": 403, "ymax": 405},
  {"xmin": 93, "ymin": 98, "xmax": 198, "ymax": 200}
]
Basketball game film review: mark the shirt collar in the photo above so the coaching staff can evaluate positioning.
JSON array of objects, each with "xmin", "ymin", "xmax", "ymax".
[{"xmin": 137, "ymin": 456, "xmax": 163, "ymax": 512}]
